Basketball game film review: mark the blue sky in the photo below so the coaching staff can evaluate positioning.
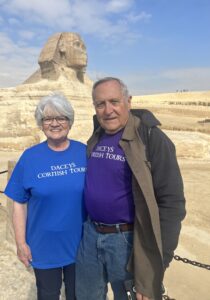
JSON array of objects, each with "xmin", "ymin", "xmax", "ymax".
[{"xmin": 0, "ymin": 0, "xmax": 209, "ymax": 95}]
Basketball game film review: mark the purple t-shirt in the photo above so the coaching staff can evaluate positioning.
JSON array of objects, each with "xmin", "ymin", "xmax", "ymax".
[{"xmin": 85, "ymin": 129, "xmax": 135, "ymax": 224}]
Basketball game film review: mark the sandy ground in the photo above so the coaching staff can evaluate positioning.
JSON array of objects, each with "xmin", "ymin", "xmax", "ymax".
[{"xmin": 0, "ymin": 152, "xmax": 210, "ymax": 300}]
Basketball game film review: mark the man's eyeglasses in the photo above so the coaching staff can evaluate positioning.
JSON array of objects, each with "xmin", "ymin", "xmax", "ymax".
[{"xmin": 42, "ymin": 116, "xmax": 69, "ymax": 125}]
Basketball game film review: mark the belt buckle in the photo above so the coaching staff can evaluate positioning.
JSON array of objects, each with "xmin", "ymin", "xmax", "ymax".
[
  {"xmin": 115, "ymin": 224, "xmax": 121, "ymax": 232},
  {"xmin": 101, "ymin": 223, "xmax": 120, "ymax": 232}
]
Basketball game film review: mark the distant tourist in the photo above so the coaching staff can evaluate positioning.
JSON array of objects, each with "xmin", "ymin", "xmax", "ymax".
[
  {"xmin": 75, "ymin": 77, "xmax": 186, "ymax": 300},
  {"xmin": 5, "ymin": 92, "xmax": 86, "ymax": 300}
]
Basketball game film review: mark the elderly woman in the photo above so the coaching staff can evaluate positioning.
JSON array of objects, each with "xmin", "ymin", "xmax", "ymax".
[{"xmin": 4, "ymin": 93, "xmax": 86, "ymax": 300}]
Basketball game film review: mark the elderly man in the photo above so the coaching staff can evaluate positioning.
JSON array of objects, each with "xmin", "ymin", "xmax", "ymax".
[{"xmin": 76, "ymin": 77, "xmax": 186, "ymax": 300}]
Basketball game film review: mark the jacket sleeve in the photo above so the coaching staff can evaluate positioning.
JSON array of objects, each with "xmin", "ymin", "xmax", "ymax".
[{"xmin": 149, "ymin": 127, "xmax": 186, "ymax": 268}]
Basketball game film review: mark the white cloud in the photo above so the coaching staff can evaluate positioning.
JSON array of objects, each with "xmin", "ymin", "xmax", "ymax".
[
  {"xmin": 68, "ymin": 1, "xmax": 142, "ymax": 43},
  {"xmin": 106, "ymin": 0, "xmax": 133, "ymax": 13},
  {"xmin": 0, "ymin": 32, "xmax": 39, "ymax": 87},
  {"xmin": 88, "ymin": 69, "xmax": 110, "ymax": 82},
  {"xmin": 1, "ymin": 0, "xmax": 76, "ymax": 31},
  {"xmin": 120, "ymin": 67, "xmax": 210, "ymax": 95},
  {"xmin": 1, "ymin": 0, "xmax": 145, "ymax": 42},
  {"xmin": 3, "ymin": 0, "xmax": 72, "ymax": 20},
  {"xmin": 18, "ymin": 30, "xmax": 36, "ymax": 40},
  {"xmin": 0, "ymin": 32, "xmax": 19, "ymax": 55},
  {"xmin": 126, "ymin": 11, "xmax": 152, "ymax": 23},
  {"xmin": 161, "ymin": 68, "xmax": 210, "ymax": 80},
  {"xmin": 0, "ymin": 60, "xmax": 36, "ymax": 88},
  {"xmin": 160, "ymin": 68, "xmax": 210, "ymax": 91}
]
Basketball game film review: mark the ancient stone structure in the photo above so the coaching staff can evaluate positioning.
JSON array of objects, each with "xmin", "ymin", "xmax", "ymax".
[
  {"xmin": 25, "ymin": 32, "xmax": 87, "ymax": 84},
  {"xmin": 0, "ymin": 32, "xmax": 94, "ymax": 151}
]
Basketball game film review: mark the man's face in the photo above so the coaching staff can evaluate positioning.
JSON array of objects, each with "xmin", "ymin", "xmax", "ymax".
[{"xmin": 93, "ymin": 80, "xmax": 131, "ymax": 134}]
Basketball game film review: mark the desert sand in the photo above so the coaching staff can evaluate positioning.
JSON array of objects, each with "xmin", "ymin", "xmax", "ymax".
[
  {"xmin": 1, "ymin": 156, "xmax": 210, "ymax": 300},
  {"xmin": 0, "ymin": 90, "xmax": 210, "ymax": 300}
]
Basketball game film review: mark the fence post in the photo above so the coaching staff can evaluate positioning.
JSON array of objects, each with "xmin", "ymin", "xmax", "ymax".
[{"xmin": 6, "ymin": 160, "xmax": 17, "ymax": 250}]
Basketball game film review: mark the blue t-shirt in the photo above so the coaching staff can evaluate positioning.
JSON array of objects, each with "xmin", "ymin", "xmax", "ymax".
[
  {"xmin": 4, "ymin": 140, "xmax": 86, "ymax": 269},
  {"xmin": 85, "ymin": 130, "xmax": 135, "ymax": 224}
]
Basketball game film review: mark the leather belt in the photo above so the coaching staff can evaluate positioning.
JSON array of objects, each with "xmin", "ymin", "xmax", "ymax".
[{"xmin": 93, "ymin": 222, "xmax": 134, "ymax": 234}]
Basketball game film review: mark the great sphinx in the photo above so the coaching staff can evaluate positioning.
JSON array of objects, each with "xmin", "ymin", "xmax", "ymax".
[
  {"xmin": 0, "ymin": 32, "xmax": 93, "ymax": 152},
  {"xmin": 25, "ymin": 32, "xmax": 87, "ymax": 83}
]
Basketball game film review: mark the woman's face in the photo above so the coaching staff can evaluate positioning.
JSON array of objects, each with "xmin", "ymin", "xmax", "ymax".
[{"xmin": 41, "ymin": 106, "xmax": 71, "ymax": 144}]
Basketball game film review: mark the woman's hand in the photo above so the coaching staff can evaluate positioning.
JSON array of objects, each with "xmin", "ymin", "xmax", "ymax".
[
  {"xmin": 12, "ymin": 201, "xmax": 32, "ymax": 267},
  {"xmin": 136, "ymin": 292, "xmax": 150, "ymax": 300},
  {"xmin": 17, "ymin": 242, "xmax": 32, "ymax": 267}
]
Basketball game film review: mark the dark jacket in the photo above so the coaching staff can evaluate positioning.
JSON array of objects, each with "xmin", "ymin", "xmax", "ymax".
[{"xmin": 89, "ymin": 111, "xmax": 186, "ymax": 299}]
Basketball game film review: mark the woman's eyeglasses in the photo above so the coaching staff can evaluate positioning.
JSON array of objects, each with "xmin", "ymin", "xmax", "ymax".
[{"xmin": 42, "ymin": 116, "xmax": 69, "ymax": 125}]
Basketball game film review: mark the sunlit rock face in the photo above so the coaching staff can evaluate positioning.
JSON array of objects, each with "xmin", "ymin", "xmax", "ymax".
[{"xmin": 0, "ymin": 32, "xmax": 94, "ymax": 151}]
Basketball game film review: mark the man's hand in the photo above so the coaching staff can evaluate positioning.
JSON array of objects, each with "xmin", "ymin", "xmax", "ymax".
[
  {"xmin": 17, "ymin": 243, "xmax": 32, "ymax": 267},
  {"xmin": 136, "ymin": 292, "xmax": 150, "ymax": 300}
]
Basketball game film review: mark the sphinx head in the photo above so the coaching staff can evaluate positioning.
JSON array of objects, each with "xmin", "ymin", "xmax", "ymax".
[{"xmin": 38, "ymin": 32, "xmax": 87, "ymax": 81}]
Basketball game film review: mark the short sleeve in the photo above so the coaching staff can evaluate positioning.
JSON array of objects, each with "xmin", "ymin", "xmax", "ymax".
[{"xmin": 4, "ymin": 154, "xmax": 31, "ymax": 203}]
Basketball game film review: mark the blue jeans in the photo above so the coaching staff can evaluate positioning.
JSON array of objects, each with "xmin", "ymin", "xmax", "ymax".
[{"xmin": 76, "ymin": 220, "xmax": 133, "ymax": 300}]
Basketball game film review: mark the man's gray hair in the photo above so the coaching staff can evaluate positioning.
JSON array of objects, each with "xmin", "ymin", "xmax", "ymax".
[
  {"xmin": 35, "ymin": 92, "xmax": 74, "ymax": 127},
  {"xmin": 92, "ymin": 77, "xmax": 130, "ymax": 100}
]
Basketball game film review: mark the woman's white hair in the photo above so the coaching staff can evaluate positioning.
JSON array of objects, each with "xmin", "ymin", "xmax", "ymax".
[{"xmin": 35, "ymin": 92, "xmax": 74, "ymax": 127}]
